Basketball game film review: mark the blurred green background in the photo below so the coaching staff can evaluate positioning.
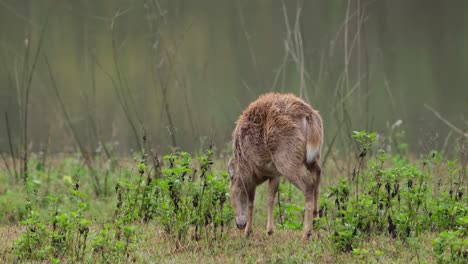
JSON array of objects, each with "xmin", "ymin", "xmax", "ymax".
[{"xmin": 0, "ymin": 0, "xmax": 467, "ymax": 155}]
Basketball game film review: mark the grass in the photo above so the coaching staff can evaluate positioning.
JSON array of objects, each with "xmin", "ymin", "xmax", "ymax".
[
  {"xmin": 0, "ymin": 131, "xmax": 466, "ymax": 263},
  {"xmin": 0, "ymin": 223, "xmax": 440, "ymax": 263}
]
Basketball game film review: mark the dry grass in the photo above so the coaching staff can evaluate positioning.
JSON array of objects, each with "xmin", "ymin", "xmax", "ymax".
[
  {"xmin": 0, "ymin": 224, "xmax": 438, "ymax": 263},
  {"xmin": 0, "ymin": 225, "xmax": 21, "ymax": 262}
]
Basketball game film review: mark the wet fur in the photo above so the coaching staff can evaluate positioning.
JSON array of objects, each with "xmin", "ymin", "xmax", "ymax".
[{"xmin": 229, "ymin": 93, "xmax": 323, "ymax": 240}]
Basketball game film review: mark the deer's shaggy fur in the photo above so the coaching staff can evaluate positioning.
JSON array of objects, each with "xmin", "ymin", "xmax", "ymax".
[{"xmin": 228, "ymin": 93, "xmax": 323, "ymax": 240}]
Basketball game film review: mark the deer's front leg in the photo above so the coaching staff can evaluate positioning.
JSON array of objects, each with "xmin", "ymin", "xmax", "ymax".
[
  {"xmin": 245, "ymin": 190, "xmax": 256, "ymax": 237},
  {"xmin": 302, "ymin": 190, "xmax": 314, "ymax": 241}
]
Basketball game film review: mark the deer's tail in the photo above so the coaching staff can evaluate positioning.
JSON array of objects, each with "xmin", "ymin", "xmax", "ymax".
[{"xmin": 304, "ymin": 114, "xmax": 323, "ymax": 170}]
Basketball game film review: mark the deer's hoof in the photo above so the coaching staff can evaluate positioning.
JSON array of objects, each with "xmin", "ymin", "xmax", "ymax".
[{"xmin": 301, "ymin": 232, "xmax": 312, "ymax": 241}]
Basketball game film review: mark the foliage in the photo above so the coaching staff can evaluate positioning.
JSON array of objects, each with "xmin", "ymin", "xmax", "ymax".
[
  {"xmin": 275, "ymin": 182, "xmax": 304, "ymax": 230},
  {"xmin": 15, "ymin": 186, "xmax": 92, "ymax": 262},
  {"xmin": 11, "ymin": 149, "xmax": 232, "ymax": 262},
  {"xmin": 433, "ymin": 225, "xmax": 467, "ymax": 264},
  {"xmin": 319, "ymin": 130, "xmax": 467, "ymax": 263},
  {"xmin": 1, "ymin": 131, "xmax": 466, "ymax": 262}
]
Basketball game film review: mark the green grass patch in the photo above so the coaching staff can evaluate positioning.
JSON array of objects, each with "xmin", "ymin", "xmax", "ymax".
[{"xmin": 0, "ymin": 131, "xmax": 466, "ymax": 263}]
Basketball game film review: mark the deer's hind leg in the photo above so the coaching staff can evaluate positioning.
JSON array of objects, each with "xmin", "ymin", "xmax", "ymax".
[
  {"xmin": 303, "ymin": 160, "xmax": 321, "ymax": 240},
  {"xmin": 270, "ymin": 135, "xmax": 321, "ymax": 240},
  {"xmin": 266, "ymin": 177, "xmax": 279, "ymax": 235},
  {"xmin": 281, "ymin": 167, "xmax": 316, "ymax": 241},
  {"xmin": 308, "ymin": 161, "xmax": 321, "ymax": 221},
  {"xmin": 272, "ymin": 154, "xmax": 313, "ymax": 240}
]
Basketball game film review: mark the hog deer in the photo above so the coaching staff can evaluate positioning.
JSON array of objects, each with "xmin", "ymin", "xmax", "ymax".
[{"xmin": 228, "ymin": 93, "xmax": 323, "ymax": 240}]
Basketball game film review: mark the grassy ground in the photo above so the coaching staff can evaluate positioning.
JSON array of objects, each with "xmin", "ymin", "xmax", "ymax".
[
  {"xmin": 0, "ymin": 139, "xmax": 466, "ymax": 263},
  {"xmin": 0, "ymin": 224, "xmax": 439, "ymax": 263}
]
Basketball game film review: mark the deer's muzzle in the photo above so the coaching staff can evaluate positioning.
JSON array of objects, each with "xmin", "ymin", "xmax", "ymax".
[{"xmin": 235, "ymin": 215, "xmax": 247, "ymax": 230}]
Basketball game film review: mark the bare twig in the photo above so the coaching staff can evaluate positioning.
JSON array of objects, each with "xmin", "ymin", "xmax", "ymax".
[
  {"xmin": 0, "ymin": 152, "xmax": 12, "ymax": 178},
  {"xmin": 4, "ymin": 112, "xmax": 18, "ymax": 180},
  {"xmin": 330, "ymin": 75, "xmax": 367, "ymax": 116},
  {"xmin": 424, "ymin": 104, "xmax": 468, "ymax": 138},
  {"xmin": 45, "ymin": 56, "xmax": 101, "ymax": 195},
  {"xmin": 343, "ymin": 0, "xmax": 351, "ymax": 90},
  {"xmin": 182, "ymin": 81, "xmax": 198, "ymax": 139},
  {"xmin": 87, "ymin": 54, "xmax": 112, "ymax": 159},
  {"xmin": 280, "ymin": 0, "xmax": 310, "ymax": 100},
  {"xmin": 110, "ymin": 35, "xmax": 144, "ymax": 152},
  {"xmin": 237, "ymin": 0, "xmax": 265, "ymax": 90},
  {"xmin": 144, "ymin": 0, "xmax": 193, "ymax": 148},
  {"xmin": 93, "ymin": 45, "xmax": 143, "ymax": 152},
  {"xmin": 0, "ymin": 0, "xmax": 40, "ymax": 29},
  {"xmin": 19, "ymin": 8, "xmax": 49, "ymax": 184},
  {"xmin": 322, "ymin": 120, "xmax": 343, "ymax": 169},
  {"xmin": 441, "ymin": 131, "xmax": 453, "ymax": 157}
]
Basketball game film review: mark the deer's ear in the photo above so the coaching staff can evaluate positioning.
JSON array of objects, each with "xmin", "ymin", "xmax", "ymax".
[{"xmin": 228, "ymin": 158, "xmax": 235, "ymax": 180}]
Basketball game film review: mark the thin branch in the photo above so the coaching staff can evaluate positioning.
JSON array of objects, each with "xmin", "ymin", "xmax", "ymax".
[
  {"xmin": 424, "ymin": 104, "xmax": 468, "ymax": 138},
  {"xmin": 20, "ymin": 7, "xmax": 50, "ymax": 184},
  {"xmin": 237, "ymin": 0, "xmax": 265, "ymax": 90},
  {"xmin": 0, "ymin": 0, "xmax": 40, "ymax": 29},
  {"xmin": 4, "ymin": 112, "xmax": 18, "ymax": 180},
  {"xmin": 45, "ymin": 56, "xmax": 101, "ymax": 195}
]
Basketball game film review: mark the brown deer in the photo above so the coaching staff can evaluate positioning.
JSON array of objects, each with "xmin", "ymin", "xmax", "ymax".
[{"xmin": 228, "ymin": 93, "xmax": 323, "ymax": 240}]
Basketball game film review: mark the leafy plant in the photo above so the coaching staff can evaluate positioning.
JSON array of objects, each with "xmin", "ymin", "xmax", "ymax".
[
  {"xmin": 433, "ymin": 217, "xmax": 467, "ymax": 264},
  {"xmin": 324, "ymin": 130, "xmax": 467, "ymax": 255},
  {"xmin": 276, "ymin": 182, "xmax": 303, "ymax": 230},
  {"xmin": 15, "ymin": 182, "xmax": 92, "ymax": 262}
]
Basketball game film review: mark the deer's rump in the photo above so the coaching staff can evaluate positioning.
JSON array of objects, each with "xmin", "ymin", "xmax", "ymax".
[{"xmin": 233, "ymin": 93, "xmax": 322, "ymax": 172}]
